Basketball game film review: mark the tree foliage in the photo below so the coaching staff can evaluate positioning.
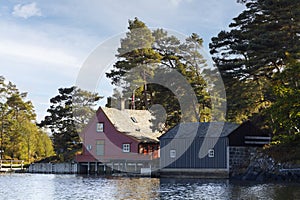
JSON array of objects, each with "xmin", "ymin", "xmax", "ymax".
[
  {"xmin": 265, "ymin": 59, "xmax": 300, "ymax": 141},
  {"xmin": 40, "ymin": 86, "xmax": 101, "ymax": 161},
  {"xmin": 209, "ymin": 0, "xmax": 300, "ymax": 145},
  {"xmin": 0, "ymin": 76, "xmax": 54, "ymax": 162},
  {"xmin": 106, "ymin": 18, "xmax": 214, "ymax": 130}
]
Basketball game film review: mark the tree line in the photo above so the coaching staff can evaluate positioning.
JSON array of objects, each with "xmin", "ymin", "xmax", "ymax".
[
  {"xmin": 209, "ymin": 0, "xmax": 299, "ymax": 151},
  {"xmin": 0, "ymin": 78, "xmax": 101, "ymax": 162},
  {"xmin": 105, "ymin": 0, "xmax": 299, "ymax": 159},
  {"xmin": 0, "ymin": 76, "xmax": 53, "ymax": 162},
  {"xmin": 3, "ymin": 0, "xmax": 298, "ymax": 163}
]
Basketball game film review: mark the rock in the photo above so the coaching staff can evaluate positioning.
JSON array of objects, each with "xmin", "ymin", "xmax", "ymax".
[
  {"xmin": 229, "ymin": 147, "xmax": 300, "ymax": 182},
  {"xmin": 256, "ymin": 171, "xmax": 266, "ymax": 182}
]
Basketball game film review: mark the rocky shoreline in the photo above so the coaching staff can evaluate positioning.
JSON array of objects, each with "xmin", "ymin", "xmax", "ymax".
[{"xmin": 231, "ymin": 152, "xmax": 300, "ymax": 182}]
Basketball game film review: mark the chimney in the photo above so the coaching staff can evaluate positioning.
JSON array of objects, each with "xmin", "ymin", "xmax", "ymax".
[
  {"xmin": 105, "ymin": 97, "xmax": 112, "ymax": 108},
  {"xmin": 107, "ymin": 96, "xmax": 128, "ymax": 110},
  {"xmin": 119, "ymin": 98, "xmax": 125, "ymax": 110}
]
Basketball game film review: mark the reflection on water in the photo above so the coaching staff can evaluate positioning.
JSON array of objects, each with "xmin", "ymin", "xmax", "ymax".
[
  {"xmin": 0, "ymin": 174, "xmax": 299, "ymax": 200},
  {"xmin": 0, "ymin": 174, "xmax": 160, "ymax": 200},
  {"xmin": 159, "ymin": 178, "xmax": 229, "ymax": 199},
  {"xmin": 159, "ymin": 178, "xmax": 300, "ymax": 200}
]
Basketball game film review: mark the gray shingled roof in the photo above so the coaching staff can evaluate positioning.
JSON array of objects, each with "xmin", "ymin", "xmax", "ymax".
[
  {"xmin": 159, "ymin": 122, "xmax": 239, "ymax": 139},
  {"xmin": 101, "ymin": 107, "xmax": 162, "ymax": 142}
]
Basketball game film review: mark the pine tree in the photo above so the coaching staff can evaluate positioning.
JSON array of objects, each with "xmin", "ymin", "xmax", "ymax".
[
  {"xmin": 106, "ymin": 18, "xmax": 212, "ymax": 130},
  {"xmin": 0, "ymin": 76, "xmax": 54, "ymax": 161},
  {"xmin": 40, "ymin": 86, "xmax": 101, "ymax": 161},
  {"xmin": 209, "ymin": 0, "xmax": 300, "ymax": 122}
]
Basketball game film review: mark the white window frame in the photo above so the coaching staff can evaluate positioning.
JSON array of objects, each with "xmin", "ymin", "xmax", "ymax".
[
  {"xmin": 96, "ymin": 122, "xmax": 104, "ymax": 132},
  {"xmin": 122, "ymin": 143, "xmax": 131, "ymax": 153},
  {"xmin": 170, "ymin": 149, "xmax": 176, "ymax": 158},
  {"xmin": 208, "ymin": 149, "xmax": 215, "ymax": 158},
  {"xmin": 86, "ymin": 145, "xmax": 92, "ymax": 151}
]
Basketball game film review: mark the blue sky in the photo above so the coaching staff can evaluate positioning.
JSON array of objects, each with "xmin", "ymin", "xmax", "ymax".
[{"xmin": 0, "ymin": 0, "xmax": 245, "ymax": 121}]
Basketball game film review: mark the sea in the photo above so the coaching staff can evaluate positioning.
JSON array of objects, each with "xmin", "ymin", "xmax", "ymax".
[{"xmin": 0, "ymin": 173, "xmax": 299, "ymax": 199}]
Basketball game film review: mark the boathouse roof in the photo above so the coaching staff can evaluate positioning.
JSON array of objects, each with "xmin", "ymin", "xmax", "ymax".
[{"xmin": 159, "ymin": 122, "xmax": 239, "ymax": 139}]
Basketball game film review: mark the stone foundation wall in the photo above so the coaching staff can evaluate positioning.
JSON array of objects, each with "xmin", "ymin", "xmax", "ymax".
[
  {"xmin": 229, "ymin": 146, "xmax": 258, "ymax": 174},
  {"xmin": 237, "ymin": 152, "xmax": 300, "ymax": 181},
  {"xmin": 229, "ymin": 148, "xmax": 300, "ymax": 181}
]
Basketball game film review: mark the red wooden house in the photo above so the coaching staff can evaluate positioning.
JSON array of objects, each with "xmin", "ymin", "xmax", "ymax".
[{"xmin": 75, "ymin": 107, "xmax": 162, "ymax": 174}]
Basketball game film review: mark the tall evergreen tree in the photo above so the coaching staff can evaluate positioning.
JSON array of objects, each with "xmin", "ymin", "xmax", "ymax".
[
  {"xmin": 106, "ymin": 18, "xmax": 212, "ymax": 130},
  {"xmin": 209, "ymin": 0, "xmax": 300, "ymax": 150},
  {"xmin": 40, "ymin": 86, "xmax": 101, "ymax": 161},
  {"xmin": 209, "ymin": 0, "xmax": 300, "ymax": 122},
  {"xmin": 0, "ymin": 76, "xmax": 54, "ymax": 162}
]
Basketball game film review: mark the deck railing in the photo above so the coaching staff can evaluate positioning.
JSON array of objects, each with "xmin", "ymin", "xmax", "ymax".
[{"xmin": 0, "ymin": 160, "xmax": 24, "ymax": 172}]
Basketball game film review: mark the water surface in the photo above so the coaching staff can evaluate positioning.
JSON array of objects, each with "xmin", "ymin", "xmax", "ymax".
[{"xmin": 0, "ymin": 174, "xmax": 299, "ymax": 199}]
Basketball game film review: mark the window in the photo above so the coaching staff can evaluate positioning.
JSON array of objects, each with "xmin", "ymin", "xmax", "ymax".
[
  {"xmin": 208, "ymin": 149, "xmax": 215, "ymax": 158},
  {"xmin": 170, "ymin": 149, "xmax": 176, "ymax": 158},
  {"xmin": 96, "ymin": 122, "xmax": 104, "ymax": 132},
  {"xmin": 96, "ymin": 140, "xmax": 105, "ymax": 156},
  {"xmin": 122, "ymin": 144, "xmax": 130, "ymax": 153},
  {"xmin": 130, "ymin": 117, "xmax": 138, "ymax": 123},
  {"xmin": 86, "ymin": 145, "xmax": 92, "ymax": 151}
]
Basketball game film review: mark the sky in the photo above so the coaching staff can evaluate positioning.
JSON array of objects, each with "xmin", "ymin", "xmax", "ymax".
[{"xmin": 0, "ymin": 0, "xmax": 245, "ymax": 122}]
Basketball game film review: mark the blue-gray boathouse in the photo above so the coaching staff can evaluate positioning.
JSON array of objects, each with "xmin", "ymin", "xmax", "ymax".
[{"xmin": 158, "ymin": 121, "xmax": 270, "ymax": 178}]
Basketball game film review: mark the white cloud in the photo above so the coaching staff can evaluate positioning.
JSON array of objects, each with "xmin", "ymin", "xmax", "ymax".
[
  {"xmin": 0, "ymin": 39, "xmax": 79, "ymax": 68},
  {"xmin": 12, "ymin": 2, "xmax": 42, "ymax": 19},
  {"xmin": 170, "ymin": 0, "xmax": 183, "ymax": 6},
  {"xmin": 169, "ymin": 0, "xmax": 193, "ymax": 6},
  {"xmin": 0, "ymin": 0, "xmax": 245, "ymax": 122},
  {"xmin": 0, "ymin": 19, "xmax": 101, "ymax": 70}
]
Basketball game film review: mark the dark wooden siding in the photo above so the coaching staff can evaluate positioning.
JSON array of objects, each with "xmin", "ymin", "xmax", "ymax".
[
  {"xmin": 228, "ymin": 121, "xmax": 270, "ymax": 146},
  {"xmin": 160, "ymin": 137, "xmax": 228, "ymax": 169}
]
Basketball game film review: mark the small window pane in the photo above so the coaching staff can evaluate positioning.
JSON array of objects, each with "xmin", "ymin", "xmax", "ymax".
[
  {"xmin": 96, "ymin": 140, "xmax": 105, "ymax": 145},
  {"xmin": 122, "ymin": 144, "xmax": 130, "ymax": 153},
  {"xmin": 208, "ymin": 149, "xmax": 215, "ymax": 158},
  {"xmin": 170, "ymin": 149, "xmax": 176, "ymax": 158},
  {"xmin": 96, "ymin": 123, "xmax": 104, "ymax": 132}
]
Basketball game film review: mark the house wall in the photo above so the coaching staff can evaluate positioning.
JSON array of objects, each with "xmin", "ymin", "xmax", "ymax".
[
  {"xmin": 160, "ymin": 137, "xmax": 229, "ymax": 169},
  {"xmin": 79, "ymin": 108, "xmax": 146, "ymax": 162}
]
